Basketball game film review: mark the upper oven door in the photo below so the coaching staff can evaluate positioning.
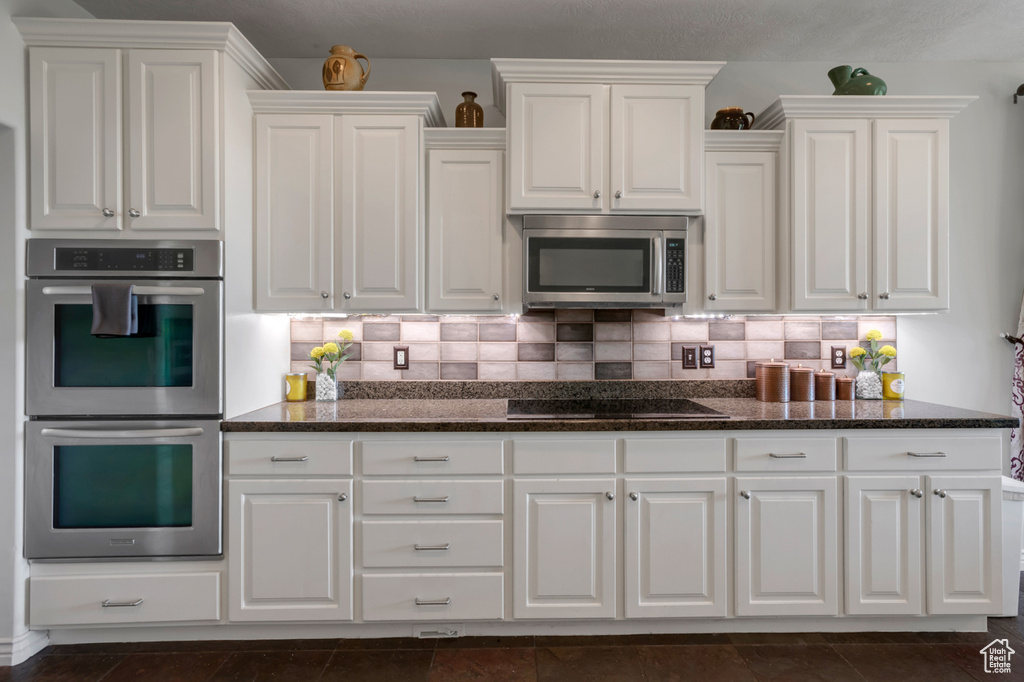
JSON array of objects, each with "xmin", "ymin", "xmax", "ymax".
[
  {"xmin": 26, "ymin": 279, "xmax": 223, "ymax": 417},
  {"xmin": 523, "ymin": 228, "xmax": 663, "ymax": 307}
]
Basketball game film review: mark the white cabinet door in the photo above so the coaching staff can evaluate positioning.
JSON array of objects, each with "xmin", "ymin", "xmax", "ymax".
[
  {"xmin": 845, "ymin": 476, "xmax": 923, "ymax": 615},
  {"xmin": 609, "ymin": 84, "xmax": 702, "ymax": 212},
  {"xmin": 513, "ymin": 478, "xmax": 616, "ymax": 619},
  {"xmin": 704, "ymin": 150, "xmax": 776, "ymax": 312},
  {"xmin": 927, "ymin": 475, "xmax": 1001, "ymax": 615},
  {"xmin": 29, "ymin": 47, "xmax": 121, "ymax": 231},
  {"xmin": 791, "ymin": 119, "xmax": 870, "ymax": 311},
  {"xmin": 228, "ymin": 479, "xmax": 353, "ymax": 621},
  {"xmin": 624, "ymin": 478, "xmax": 726, "ymax": 618},
  {"xmin": 254, "ymin": 114, "xmax": 335, "ymax": 311},
  {"xmin": 336, "ymin": 115, "xmax": 421, "ymax": 312},
  {"xmin": 873, "ymin": 119, "xmax": 949, "ymax": 311},
  {"xmin": 426, "ymin": 148, "xmax": 504, "ymax": 312},
  {"xmin": 735, "ymin": 476, "xmax": 839, "ymax": 616},
  {"xmin": 126, "ymin": 49, "xmax": 218, "ymax": 231},
  {"xmin": 508, "ymin": 83, "xmax": 605, "ymax": 211}
]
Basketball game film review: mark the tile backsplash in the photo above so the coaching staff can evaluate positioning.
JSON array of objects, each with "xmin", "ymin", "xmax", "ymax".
[{"xmin": 289, "ymin": 312, "xmax": 897, "ymax": 381}]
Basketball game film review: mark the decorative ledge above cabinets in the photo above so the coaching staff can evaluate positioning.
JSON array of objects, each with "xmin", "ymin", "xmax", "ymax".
[
  {"xmin": 492, "ymin": 59, "xmax": 724, "ymax": 215},
  {"xmin": 754, "ymin": 95, "xmax": 976, "ymax": 313}
]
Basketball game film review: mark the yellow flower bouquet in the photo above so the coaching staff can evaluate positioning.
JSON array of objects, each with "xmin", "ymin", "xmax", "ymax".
[
  {"xmin": 850, "ymin": 329, "xmax": 896, "ymax": 399},
  {"xmin": 310, "ymin": 329, "xmax": 357, "ymax": 401}
]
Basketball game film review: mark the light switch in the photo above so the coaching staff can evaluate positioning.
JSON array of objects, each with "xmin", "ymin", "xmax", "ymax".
[
  {"xmin": 394, "ymin": 346, "xmax": 409, "ymax": 370},
  {"xmin": 682, "ymin": 346, "xmax": 698, "ymax": 369}
]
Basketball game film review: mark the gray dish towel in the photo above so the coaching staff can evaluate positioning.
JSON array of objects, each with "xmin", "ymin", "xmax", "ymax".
[{"xmin": 91, "ymin": 283, "xmax": 138, "ymax": 337}]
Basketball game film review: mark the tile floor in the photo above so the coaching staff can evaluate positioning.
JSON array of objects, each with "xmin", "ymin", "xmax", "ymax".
[{"xmin": 4, "ymin": 577, "xmax": 1024, "ymax": 681}]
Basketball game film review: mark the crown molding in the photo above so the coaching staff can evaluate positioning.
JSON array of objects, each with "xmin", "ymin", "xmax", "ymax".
[
  {"xmin": 490, "ymin": 58, "xmax": 726, "ymax": 114},
  {"xmin": 704, "ymin": 130, "xmax": 784, "ymax": 153},
  {"xmin": 424, "ymin": 128, "xmax": 506, "ymax": 150},
  {"xmin": 247, "ymin": 91, "xmax": 446, "ymax": 126},
  {"xmin": 754, "ymin": 95, "xmax": 979, "ymax": 129},
  {"xmin": 13, "ymin": 17, "xmax": 288, "ymax": 90}
]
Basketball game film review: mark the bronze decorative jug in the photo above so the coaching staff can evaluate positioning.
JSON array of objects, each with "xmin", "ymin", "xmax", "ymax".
[
  {"xmin": 322, "ymin": 45, "xmax": 371, "ymax": 91},
  {"xmin": 455, "ymin": 91, "xmax": 484, "ymax": 128},
  {"xmin": 710, "ymin": 107, "xmax": 755, "ymax": 130}
]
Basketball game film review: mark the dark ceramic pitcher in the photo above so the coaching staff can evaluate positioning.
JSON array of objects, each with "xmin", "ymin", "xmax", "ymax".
[
  {"xmin": 710, "ymin": 107, "xmax": 755, "ymax": 130},
  {"xmin": 828, "ymin": 65, "xmax": 887, "ymax": 96}
]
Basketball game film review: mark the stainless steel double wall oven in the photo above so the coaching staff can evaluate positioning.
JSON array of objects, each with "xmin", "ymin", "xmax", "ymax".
[{"xmin": 25, "ymin": 239, "xmax": 224, "ymax": 560}]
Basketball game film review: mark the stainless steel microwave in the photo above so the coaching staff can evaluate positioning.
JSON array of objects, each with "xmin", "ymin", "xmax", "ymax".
[{"xmin": 522, "ymin": 215, "xmax": 688, "ymax": 309}]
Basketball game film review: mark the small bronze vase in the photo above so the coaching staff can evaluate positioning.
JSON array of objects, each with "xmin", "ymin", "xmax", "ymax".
[{"xmin": 455, "ymin": 91, "xmax": 483, "ymax": 128}]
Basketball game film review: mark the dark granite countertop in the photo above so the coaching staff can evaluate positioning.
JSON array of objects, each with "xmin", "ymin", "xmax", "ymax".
[{"xmin": 222, "ymin": 391, "xmax": 1018, "ymax": 433}]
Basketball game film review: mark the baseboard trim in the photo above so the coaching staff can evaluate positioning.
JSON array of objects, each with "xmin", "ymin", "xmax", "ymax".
[{"xmin": 0, "ymin": 630, "xmax": 49, "ymax": 667}]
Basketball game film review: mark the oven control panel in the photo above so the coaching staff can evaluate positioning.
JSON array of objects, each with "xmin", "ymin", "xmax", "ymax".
[
  {"xmin": 665, "ymin": 239, "xmax": 685, "ymax": 293},
  {"xmin": 55, "ymin": 248, "xmax": 195, "ymax": 272}
]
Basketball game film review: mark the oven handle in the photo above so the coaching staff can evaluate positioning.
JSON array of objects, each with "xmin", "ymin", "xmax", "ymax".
[
  {"xmin": 40, "ymin": 286, "xmax": 206, "ymax": 297},
  {"xmin": 39, "ymin": 427, "xmax": 205, "ymax": 439}
]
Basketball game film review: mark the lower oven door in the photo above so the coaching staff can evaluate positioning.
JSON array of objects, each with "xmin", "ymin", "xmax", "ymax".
[{"xmin": 25, "ymin": 420, "xmax": 222, "ymax": 560}]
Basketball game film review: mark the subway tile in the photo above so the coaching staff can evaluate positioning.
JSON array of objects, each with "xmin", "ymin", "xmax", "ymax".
[
  {"xmin": 440, "ymin": 343, "xmax": 477, "ymax": 361},
  {"xmin": 401, "ymin": 321, "xmax": 441, "ymax": 341},
  {"xmin": 745, "ymin": 341, "xmax": 785, "ymax": 361},
  {"xmin": 289, "ymin": 361, "xmax": 316, "ymax": 378},
  {"xmin": 709, "ymin": 361, "xmax": 748, "ymax": 379},
  {"xmin": 709, "ymin": 321, "xmax": 745, "ymax": 340},
  {"xmin": 519, "ymin": 310, "xmax": 554, "ymax": 323},
  {"xmin": 633, "ymin": 342, "xmax": 670, "ymax": 361},
  {"xmin": 440, "ymin": 363, "xmax": 478, "ymax": 380},
  {"xmin": 343, "ymin": 343, "xmax": 361, "ymax": 361},
  {"xmin": 784, "ymin": 341, "xmax": 822, "ymax": 359},
  {"xmin": 518, "ymin": 322, "xmax": 555, "ymax": 342},
  {"xmin": 439, "ymin": 323, "xmax": 478, "ymax": 342},
  {"xmin": 632, "ymin": 322, "xmax": 671, "ymax": 341},
  {"xmin": 518, "ymin": 343, "xmax": 556, "ymax": 362},
  {"xmin": 406, "ymin": 343, "xmax": 440, "ymax": 362},
  {"xmin": 478, "ymin": 362, "xmax": 518, "ymax": 380},
  {"xmin": 402, "ymin": 363, "xmax": 439, "ymax": 380},
  {"xmin": 401, "ymin": 315, "xmax": 438, "ymax": 321},
  {"xmin": 324, "ymin": 319, "xmax": 362, "ymax": 342},
  {"xmin": 478, "ymin": 323, "xmax": 517, "ymax": 342},
  {"xmin": 746, "ymin": 360, "xmax": 758, "ymax": 378},
  {"xmin": 556, "ymin": 323, "xmax": 594, "ymax": 342},
  {"xmin": 671, "ymin": 342, "xmax": 686, "ymax": 361},
  {"xmin": 479, "ymin": 342, "xmax": 517, "ymax": 362},
  {"xmin": 291, "ymin": 343, "xmax": 318, "ymax": 361},
  {"xmin": 555, "ymin": 309, "xmax": 594, "ymax": 322},
  {"xmin": 714, "ymin": 342, "xmax": 746, "ymax": 360},
  {"xmin": 290, "ymin": 319, "xmax": 324, "ymax": 342},
  {"xmin": 595, "ymin": 341, "xmax": 632, "ymax": 362},
  {"xmin": 632, "ymin": 309, "xmax": 667, "ymax": 321},
  {"xmin": 783, "ymin": 319, "xmax": 820, "ymax": 340},
  {"xmin": 361, "ymin": 343, "xmax": 395, "ymax": 362},
  {"xmin": 821, "ymin": 320, "xmax": 858, "ymax": 340},
  {"xmin": 745, "ymin": 320, "xmax": 784, "ymax": 340},
  {"xmin": 556, "ymin": 342, "xmax": 594, "ymax": 362},
  {"xmin": 363, "ymin": 322, "xmax": 401, "ymax": 341},
  {"xmin": 595, "ymin": 362, "xmax": 632, "ymax": 380},
  {"xmin": 633, "ymin": 362, "xmax": 671, "ymax": 380},
  {"xmin": 335, "ymin": 362, "xmax": 361, "ymax": 380},
  {"xmin": 556, "ymin": 363, "xmax": 595, "ymax": 380},
  {"xmin": 671, "ymin": 321, "xmax": 708, "ymax": 341},
  {"xmin": 594, "ymin": 309, "xmax": 632, "ymax": 322},
  {"xmin": 516, "ymin": 363, "xmax": 556, "ymax": 380},
  {"xmin": 362, "ymin": 362, "xmax": 403, "ymax": 380},
  {"xmin": 595, "ymin": 322, "xmax": 631, "ymax": 341},
  {"xmin": 858, "ymin": 318, "xmax": 897, "ymax": 341},
  {"xmin": 673, "ymin": 364, "xmax": 710, "ymax": 380}
]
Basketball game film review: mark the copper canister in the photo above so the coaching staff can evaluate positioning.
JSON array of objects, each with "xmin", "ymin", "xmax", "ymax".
[
  {"xmin": 789, "ymin": 365, "xmax": 815, "ymax": 401},
  {"xmin": 836, "ymin": 375, "xmax": 854, "ymax": 401},
  {"xmin": 755, "ymin": 361, "xmax": 790, "ymax": 402},
  {"xmin": 814, "ymin": 371, "xmax": 836, "ymax": 401}
]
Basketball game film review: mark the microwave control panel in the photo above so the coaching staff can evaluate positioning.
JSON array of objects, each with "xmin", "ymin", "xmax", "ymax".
[
  {"xmin": 665, "ymin": 239, "xmax": 685, "ymax": 293},
  {"xmin": 54, "ymin": 247, "xmax": 195, "ymax": 272}
]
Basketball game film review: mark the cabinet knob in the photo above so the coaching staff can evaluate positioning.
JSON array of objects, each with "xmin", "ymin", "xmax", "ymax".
[
  {"xmin": 615, "ymin": 190, "xmax": 623, "ymax": 199},
  {"xmin": 593, "ymin": 190, "xmax": 601, "ymax": 199},
  {"xmin": 320, "ymin": 291, "xmax": 329, "ymax": 300},
  {"xmin": 101, "ymin": 208, "xmax": 115, "ymax": 218},
  {"xmin": 492, "ymin": 293, "xmax": 500, "ymax": 301},
  {"xmin": 629, "ymin": 492, "xmax": 639, "ymax": 501},
  {"xmin": 857, "ymin": 292, "xmax": 869, "ymax": 300},
  {"xmin": 343, "ymin": 292, "xmax": 351, "ymax": 299},
  {"xmin": 909, "ymin": 488, "xmax": 923, "ymax": 498},
  {"xmin": 128, "ymin": 208, "xmax": 140, "ymax": 218},
  {"xmin": 337, "ymin": 492, "xmax": 348, "ymax": 502},
  {"xmin": 605, "ymin": 491, "xmax": 614, "ymax": 501},
  {"xmin": 933, "ymin": 488, "xmax": 947, "ymax": 498},
  {"xmin": 739, "ymin": 490, "xmax": 751, "ymax": 499},
  {"xmin": 879, "ymin": 292, "xmax": 891, "ymax": 300},
  {"xmin": 708, "ymin": 293, "xmax": 717, "ymax": 301}
]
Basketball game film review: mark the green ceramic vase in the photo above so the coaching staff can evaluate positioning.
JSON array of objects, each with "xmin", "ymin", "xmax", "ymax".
[{"xmin": 828, "ymin": 65, "xmax": 887, "ymax": 96}]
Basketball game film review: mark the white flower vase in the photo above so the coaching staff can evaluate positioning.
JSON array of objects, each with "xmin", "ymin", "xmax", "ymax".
[
  {"xmin": 855, "ymin": 369, "xmax": 883, "ymax": 400},
  {"xmin": 315, "ymin": 372, "xmax": 338, "ymax": 402}
]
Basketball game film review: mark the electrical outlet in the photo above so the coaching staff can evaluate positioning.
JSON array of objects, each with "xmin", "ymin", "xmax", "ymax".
[
  {"xmin": 682, "ymin": 346, "xmax": 698, "ymax": 369},
  {"xmin": 700, "ymin": 345, "xmax": 715, "ymax": 368},
  {"xmin": 394, "ymin": 346, "xmax": 410, "ymax": 370},
  {"xmin": 831, "ymin": 346, "xmax": 847, "ymax": 369}
]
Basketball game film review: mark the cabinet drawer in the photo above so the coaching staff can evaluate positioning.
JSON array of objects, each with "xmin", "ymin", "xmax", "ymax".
[
  {"xmin": 362, "ymin": 520, "xmax": 503, "ymax": 568},
  {"xmin": 846, "ymin": 435, "xmax": 1002, "ymax": 471},
  {"xmin": 362, "ymin": 440, "xmax": 503, "ymax": 475},
  {"xmin": 30, "ymin": 572, "xmax": 220, "ymax": 627},
  {"xmin": 512, "ymin": 439, "xmax": 616, "ymax": 474},
  {"xmin": 362, "ymin": 573, "xmax": 504, "ymax": 621},
  {"xmin": 624, "ymin": 438, "xmax": 726, "ymax": 473},
  {"xmin": 225, "ymin": 439, "xmax": 353, "ymax": 476},
  {"xmin": 734, "ymin": 437, "xmax": 837, "ymax": 472},
  {"xmin": 361, "ymin": 480, "xmax": 504, "ymax": 515}
]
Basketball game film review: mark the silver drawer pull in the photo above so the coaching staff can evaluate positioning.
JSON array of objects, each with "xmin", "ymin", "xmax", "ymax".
[
  {"xmin": 908, "ymin": 451, "xmax": 947, "ymax": 458},
  {"xmin": 414, "ymin": 456, "xmax": 450, "ymax": 462},
  {"xmin": 413, "ymin": 496, "xmax": 450, "ymax": 503},
  {"xmin": 42, "ymin": 286, "xmax": 205, "ymax": 297},
  {"xmin": 768, "ymin": 452, "xmax": 807, "ymax": 459},
  {"xmin": 414, "ymin": 543, "xmax": 451, "ymax": 551},
  {"xmin": 101, "ymin": 598, "xmax": 143, "ymax": 608},
  {"xmin": 271, "ymin": 455, "xmax": 309, "ymax": 462},
  {"xmin": 415, "ymin": 597, "xmax": 452, "ymax": 606}
]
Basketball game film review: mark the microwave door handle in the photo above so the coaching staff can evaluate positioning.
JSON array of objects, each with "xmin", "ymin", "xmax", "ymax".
[
  {"xmin": 651, "ymin": 237, "xmax": 663, "ymax": 296},
  {"xmin": 40, "ymin": 286, "xmax": 206, "ymax": 297},
  {"xmin": 39, "ymin": 427, "xmax": 205, "ymax": 439}
]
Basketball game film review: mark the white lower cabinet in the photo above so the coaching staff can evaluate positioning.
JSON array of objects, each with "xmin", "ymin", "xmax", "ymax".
[
  {"xmin": 513, "ymin": 478, "xmax": 617, "ymax": 619},
  {"xmin": 362, "ymin": 574, "xmax": 504, "ymax": 621},
  {"xmin": 227, "ymin": 479, "xmax": 353, "ymax": 621},
  {"xmin": 624, "ymin": 478, "xmax": 727, "ymax": 618}
]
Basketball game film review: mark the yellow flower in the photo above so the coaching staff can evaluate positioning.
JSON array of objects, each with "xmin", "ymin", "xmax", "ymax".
[
  {"xmin": 879, "ymin": 345, "xmax": 897, "ymax": 358},
  {"xmin": 309, "ymin": 346, "xmax": 326, "ymax": 359},
  {"xmin": 338, "ymin": 329, "xmax": 354, "ymax": 342},
  {"xmin": 865, "ymin": 329, "xmax": 883, "ymax": 341},
  {"xmin": 849, "ymin": 346, "xmax": 866, "ymax": 358},
  {"xmin": 323, "ymin": 342, "xmax": 340, "ymax": 355}
]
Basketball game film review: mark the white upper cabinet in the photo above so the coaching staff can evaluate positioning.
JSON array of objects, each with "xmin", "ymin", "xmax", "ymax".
[{"xmin": 494, "ymin": 59, "xmax": 723, "ymax": 214}]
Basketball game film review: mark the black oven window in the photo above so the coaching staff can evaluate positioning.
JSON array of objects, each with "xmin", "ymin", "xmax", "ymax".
[
  {"xmin": 53, "ymin": 304, "xmax": 193, "ymax": 387},
  {"xmin": 528, "ymin": 237, "xmax": 650, "ymax": 292},
  {"xmin": 53, "ymin": 444, "xmax": 193, "ymax": 528}
]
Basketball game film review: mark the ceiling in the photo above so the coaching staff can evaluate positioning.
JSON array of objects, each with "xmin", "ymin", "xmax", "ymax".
[{"xmin": 71, "ymin": 0, "xmax": 1024, "ymax": 62}]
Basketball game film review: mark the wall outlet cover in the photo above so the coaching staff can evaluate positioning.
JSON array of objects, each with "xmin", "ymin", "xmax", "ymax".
[
  {"xmin": 700, "ymin": 345, "xmax": 715, "ymax": 369},
  {"xmin": 831, "ymin": 346, "xmax": 847, "ymax": 369},
  {"xmin": 682, "ymin": 346, "xmax": 698, "ymax": 369},
  {"xmin": 394, "ymin": 346, "xmax": 410, "ymax": 370}
]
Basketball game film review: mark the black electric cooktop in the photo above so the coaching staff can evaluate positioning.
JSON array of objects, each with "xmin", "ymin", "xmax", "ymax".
[{"xmin": 505, "ymin": 398, "xmax": 730, "ymax": 420}]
